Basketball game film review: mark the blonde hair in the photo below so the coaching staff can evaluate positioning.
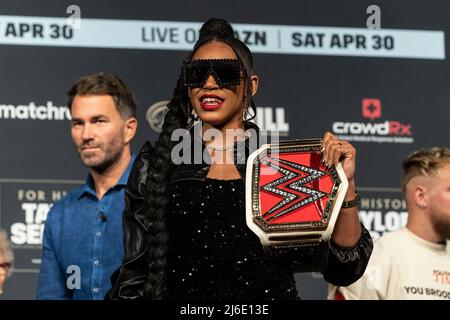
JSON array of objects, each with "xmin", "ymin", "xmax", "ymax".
[
  {"xmin": 402, "ymin": 147, "xmax": 450, "ymax": 191},
  {"xmin": 0, "ymin": 230, "xmax": 13, "ymax": 277}
]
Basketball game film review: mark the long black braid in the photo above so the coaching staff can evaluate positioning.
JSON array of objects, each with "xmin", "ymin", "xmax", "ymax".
[{"xmin": 142, "ymin": 18, "xmax": 257, "ymax": 299}]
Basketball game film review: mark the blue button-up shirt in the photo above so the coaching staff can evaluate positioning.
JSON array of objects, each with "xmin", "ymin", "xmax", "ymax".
[{"xmin": 37, "ymin": 156, "xmax": 135, "ymax": 300}]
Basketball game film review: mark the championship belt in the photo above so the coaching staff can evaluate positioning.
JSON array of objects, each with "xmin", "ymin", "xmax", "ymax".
[{"xmin": 246, "ymin": 139, "xmax": 348, "ymax": 272}]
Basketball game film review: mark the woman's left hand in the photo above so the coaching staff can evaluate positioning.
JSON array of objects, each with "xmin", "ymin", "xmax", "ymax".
[{"xmin": 321, "ymin": 131, "xmax": 356, "ymax": 182}]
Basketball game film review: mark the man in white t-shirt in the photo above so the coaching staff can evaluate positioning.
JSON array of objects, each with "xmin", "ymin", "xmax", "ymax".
[{"xmin": 329, "ymin": 147, "xmax": 450, "ymax": 300}]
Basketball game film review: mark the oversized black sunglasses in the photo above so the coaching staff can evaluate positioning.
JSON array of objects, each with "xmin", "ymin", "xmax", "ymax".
[{"xmin": 182, "ymin": 59, "xmax": 242, "ymax": 88}]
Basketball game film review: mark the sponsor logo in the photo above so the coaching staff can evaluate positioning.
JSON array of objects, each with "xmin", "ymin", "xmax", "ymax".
[
  {"xmin": 0, "ymin": 16, "xmax": 444, "ymax": 59},
  {"xmin": 146, "ymin": 100, "xmax": 169, "ymax": 133},
  {"xmin": 362, "ymin": 98, "xmax": 381, "ymax": 121},
  {"xmin": 252, "ymin": 107, "xmax": 290, "ymax": 136},
  {"xmin": 332, "ymin": 98, "xmax": 414, "ymax": 143}
]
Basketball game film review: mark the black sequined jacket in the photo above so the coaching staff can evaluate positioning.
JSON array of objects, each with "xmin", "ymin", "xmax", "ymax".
[{"xmin": 106, "ymin": 122, "xmax": 373, "ymax": 299}]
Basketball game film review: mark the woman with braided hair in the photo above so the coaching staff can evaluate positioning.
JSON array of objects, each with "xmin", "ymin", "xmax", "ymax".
[{"xmin": 107, "ymin": 18, "xmax": 373, "ymax": 300}]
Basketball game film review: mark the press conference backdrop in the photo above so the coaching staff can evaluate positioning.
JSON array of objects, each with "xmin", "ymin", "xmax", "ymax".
[{"xmin": 0, "ymin": 0, "xmax": 448, "ymax": 300}]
